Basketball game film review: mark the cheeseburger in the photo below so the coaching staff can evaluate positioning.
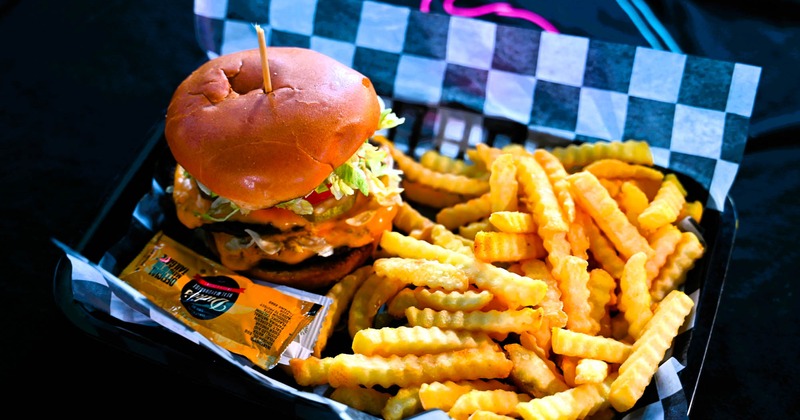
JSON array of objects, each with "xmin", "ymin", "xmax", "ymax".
[{"xmin": 165, "ymin": 47, "xmax": 404, "ymax": 290}]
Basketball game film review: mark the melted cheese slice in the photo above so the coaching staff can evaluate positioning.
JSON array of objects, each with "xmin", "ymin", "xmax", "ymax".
[{"xmin": 171, "ymin": 165, "xmax": 398, "ymax": 268}]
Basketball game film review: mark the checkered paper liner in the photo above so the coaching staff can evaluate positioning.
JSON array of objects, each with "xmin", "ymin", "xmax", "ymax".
[
  {"xmin": 60, "ymin": 1, "xmax": 753, "ymax": 418},
  {"xmin": 193, "ymin": 0, "xmax": 760, "ymax": 213}
]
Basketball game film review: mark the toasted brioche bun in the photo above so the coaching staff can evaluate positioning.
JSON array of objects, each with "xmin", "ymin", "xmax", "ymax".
[{"xmin": 164, "ymin": 47, "xmax": 381, "ymax": 211}]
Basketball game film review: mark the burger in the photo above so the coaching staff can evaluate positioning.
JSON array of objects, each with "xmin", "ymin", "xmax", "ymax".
[{"xmin": 164, "ymin": 47, "xmax": 404, "ymax": 290}]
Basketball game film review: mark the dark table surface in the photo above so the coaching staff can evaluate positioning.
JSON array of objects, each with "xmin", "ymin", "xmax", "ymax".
[{"xmin": 2, "ymin": 0, "xmax": 798, "ymax": 417}]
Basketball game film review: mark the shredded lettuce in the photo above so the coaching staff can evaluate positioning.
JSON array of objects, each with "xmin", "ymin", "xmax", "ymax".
[
  {"xmin": 325, "ymin": 140, "xmax": 404, "ymax": 206},
  {"xmin": 191, "ymin": 174, "xmax": 243, "ymax": 221},
  {"xmin": 277, "ymin": 98, "xmax": 405, "ymax": 213},
  {"xmin": 377, "ymin": 96, "xmax": 406, "ymax": 130},
  {"xmin": 233, "ymin": 229, "xmax": 334, "ymax": 257},
  {"xmin": 275, "ymin": 197, "xmax": 314, "ymax": 215}
]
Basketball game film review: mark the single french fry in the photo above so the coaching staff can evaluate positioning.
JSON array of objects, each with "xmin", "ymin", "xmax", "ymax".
[
  {"xmin": 543, "ymin": 231, "xmax": 573, "ymax": 270},
  {"xmin": 314, "ymin": 265, "xmax": 373, "ymax": 357},
  {"xmin": 420, "ymin": 381, "xmax": 472, "ymax": 412},
  {"xmin": 420, "ymin": 381, "xmax": 475, "ymax": 412},
  {"xmin": 373, "ymin": 257, "xmax": 470, "ymax": 291},
  {"xmin": 402, "ymin": 178, "xmax": 471, "ymax": 208},
  {"xmin": 383, "ymin": 386, "xmax": 423, "ymax": 420},
  {"xmin": 516, "ymin": 155, "xmax": 569, "ymax": 234},
  {"xmin": 501, "ymin": 143, "xmax": 534, "ymax": 156},
  {"xmin": 472, "ymin": 143, "xmax": 507, "ymax": 168},
  {"xmin": 534, "ymin": 148, "xmax": 576, "ymax": 223},
  {"xmin": 618, "ymin": 251, "xmax": 654, "ymax": 340},
  {"xmin": 558, "ymin": 354, "xmax": 580, "ymax": 388},
  {"xmin": 386, "ymin": 287, "xmax": 419, "ymax": 318},
  {"xmin": 406, "ymin": 306, "xmax": 544, "ymax": 335},
  {"xmin": 420, "ymin": 149, "xmax": 485, "ymax": 177},
  {"xmin": 568, "ymin": 171, "xmax": 654, "ymax": 260},
  {"xmin": 583, "ymin": 158, "xmax": 665, "ymax": 182},
  {"xmin": 550, "ymin": 139, "xmax": 654, "ymax": 170},
  {"xmin": 552, "ymin": 255, "xmax": 599, "ymax": 335},
  {"xmin": 638, "ymin": 178, "xmax": 686, "ymax": 232},
  {"xmin": 289, "ymin": 355, "xmax": 335, "ymax": 386},
  {"xmin": 597, "ymin": 177, "xmax": 621, "ymax": 197},
  {"xmin": 467, "ymin": 411, "xmax": 517, "ymax": 420},
  {"xmin": 329, "ymin": 386, "xmax": 391, "ymax": 416},
  {"xmin": 567, "ymin": 206, "xmax": 591, "ymax": 259},
  {"xmin": 463, "ymin": 258, "xmax": 548, "ymax": 309},
  {"xmin": 505, "ymin": 343, "xmax": 570, "ymax": 398},
  {"xmin": 587, "ymin": 268, "xmax": 617, "ymax": 338},
  {"xmin": 353, "ymin": 326, "xmax": 494, "ymax": 356},
  {"xmin": 584, "ymin": 212, "xmax": 626, "ymax": 279},
  {"xmin": 645, "ymin": 224, "xmax": 684, "ymax": 284},
  {"xmin": 437, "ymin": 193, "xmax": 493, "ymax": 230},
  {"xmin": 327, "ymin": 347, "xmax": 513, "ymax": 389},
  {"xmin": 680, "ymin": 200, "xmax": 704, "ymax": 223},
  {"xmin": 609, "ymin": 290, "xmax": 694, "ymax": 412},
  {"xmin": 574, "ymin": 358, "xmax": 609, "ymax": 385},
  {"xmin": 419, "ymin": 380, "xmax": 516, "ymax": 412},
  {"xmin": 616, "ymin": 180, "xmax": 650, "ymax": 229},
  {"xmin": 551, "ymin": 327, "xmax": 632, "ymax": 364},
  {"xmin": 414, "ymin": 287, "xmax": 494, "ymax": 312},
  {"xmin": 516, "ymin": 373, "xmax": 615, "ymax": 420},
  {"xmin": 664, "ymin": 173, "xmax": 688, "ymax": 196},
  {"xmin": 379, "ymin": 230, "xmax": 468, "ymax": 272},
  {"xmin": 449, "ymin": 389, "xmax": 532, "ymax": 420},
  {"xmin": 489, "ymin": 211, "xmax": 537, "ymax": 233},
  {"xmin": 489, "ymin": 153, "xmax": 519, "ymax": 212},
  {"xmin": 473, "ymin": 231, "xmax": 546, "ymax": 262},
  {"xmin": 650, "ymin": 231, "xmax": 705, "ymax": 301},
  {"xmin": 348, "ymin": 271, "xmax": 407, "ymax": 337},
  {"xmin": 520, "ymin": 258, "xmax": 568, "ymax": 331},
  {"xmin": 626, "ymin": 290, "xmax": 695, "ymax": 367}
]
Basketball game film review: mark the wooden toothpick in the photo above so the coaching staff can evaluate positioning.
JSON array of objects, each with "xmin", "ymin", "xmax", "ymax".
[{"xmin": 254, "ymin": 24, "xmax": 272, "ymax": 93}]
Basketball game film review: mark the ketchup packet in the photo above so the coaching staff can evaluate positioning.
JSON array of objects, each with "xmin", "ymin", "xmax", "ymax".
[{"xmin": 118, "ymin": 231, "xmax": 325, "ymax": 370}]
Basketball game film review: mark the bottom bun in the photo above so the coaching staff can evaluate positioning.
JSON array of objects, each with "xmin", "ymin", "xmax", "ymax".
[{"xmin": 245, "ymin": 244, "xmax": 375, "ymax": 291}]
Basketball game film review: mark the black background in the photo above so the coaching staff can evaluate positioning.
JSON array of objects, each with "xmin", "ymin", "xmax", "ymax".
[{"xmin": 2, "ymin": 0, "xmax": 798, "ymax": 417}]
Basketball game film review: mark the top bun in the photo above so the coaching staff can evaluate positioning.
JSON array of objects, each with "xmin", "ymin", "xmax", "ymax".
[{"xmin": 165, "ymin": 47, "xmax": 381, "ymax": 211}]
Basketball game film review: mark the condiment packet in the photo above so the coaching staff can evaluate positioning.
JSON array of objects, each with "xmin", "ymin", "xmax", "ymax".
[{"xmin": 117, "ymin": 231, "xmax": 328, "ymax": 370}]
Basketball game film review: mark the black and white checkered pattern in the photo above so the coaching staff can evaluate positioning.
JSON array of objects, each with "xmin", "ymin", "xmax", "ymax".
[{"xmin": 193, "ymin": 0, "xmax": 760, "ymax": 212}]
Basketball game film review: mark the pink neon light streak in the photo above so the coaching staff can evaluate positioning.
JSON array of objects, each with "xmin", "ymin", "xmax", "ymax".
[{"xmin": 419, "ymin": 0, "xmax": 559, "ymax": 33}]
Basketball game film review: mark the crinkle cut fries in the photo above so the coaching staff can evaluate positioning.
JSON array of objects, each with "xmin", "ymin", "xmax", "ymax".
[{"xmin": 289, "ymin": 139, "xmax": 704, "ymax": 420}]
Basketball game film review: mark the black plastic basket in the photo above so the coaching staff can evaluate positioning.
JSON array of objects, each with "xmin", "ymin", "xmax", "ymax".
[{"xmin": 53, "ymin": 106, "xmax": 736, "ymax": 419}]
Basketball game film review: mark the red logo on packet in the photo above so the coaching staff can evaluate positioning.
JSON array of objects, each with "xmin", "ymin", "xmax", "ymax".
[
  {"xmin": 181, "ymin": 275, "xmax": 243, "ymax": 320},
  {"xmin": 194, "ymin": 274, "xmax": 246, "ymax": 293}
]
